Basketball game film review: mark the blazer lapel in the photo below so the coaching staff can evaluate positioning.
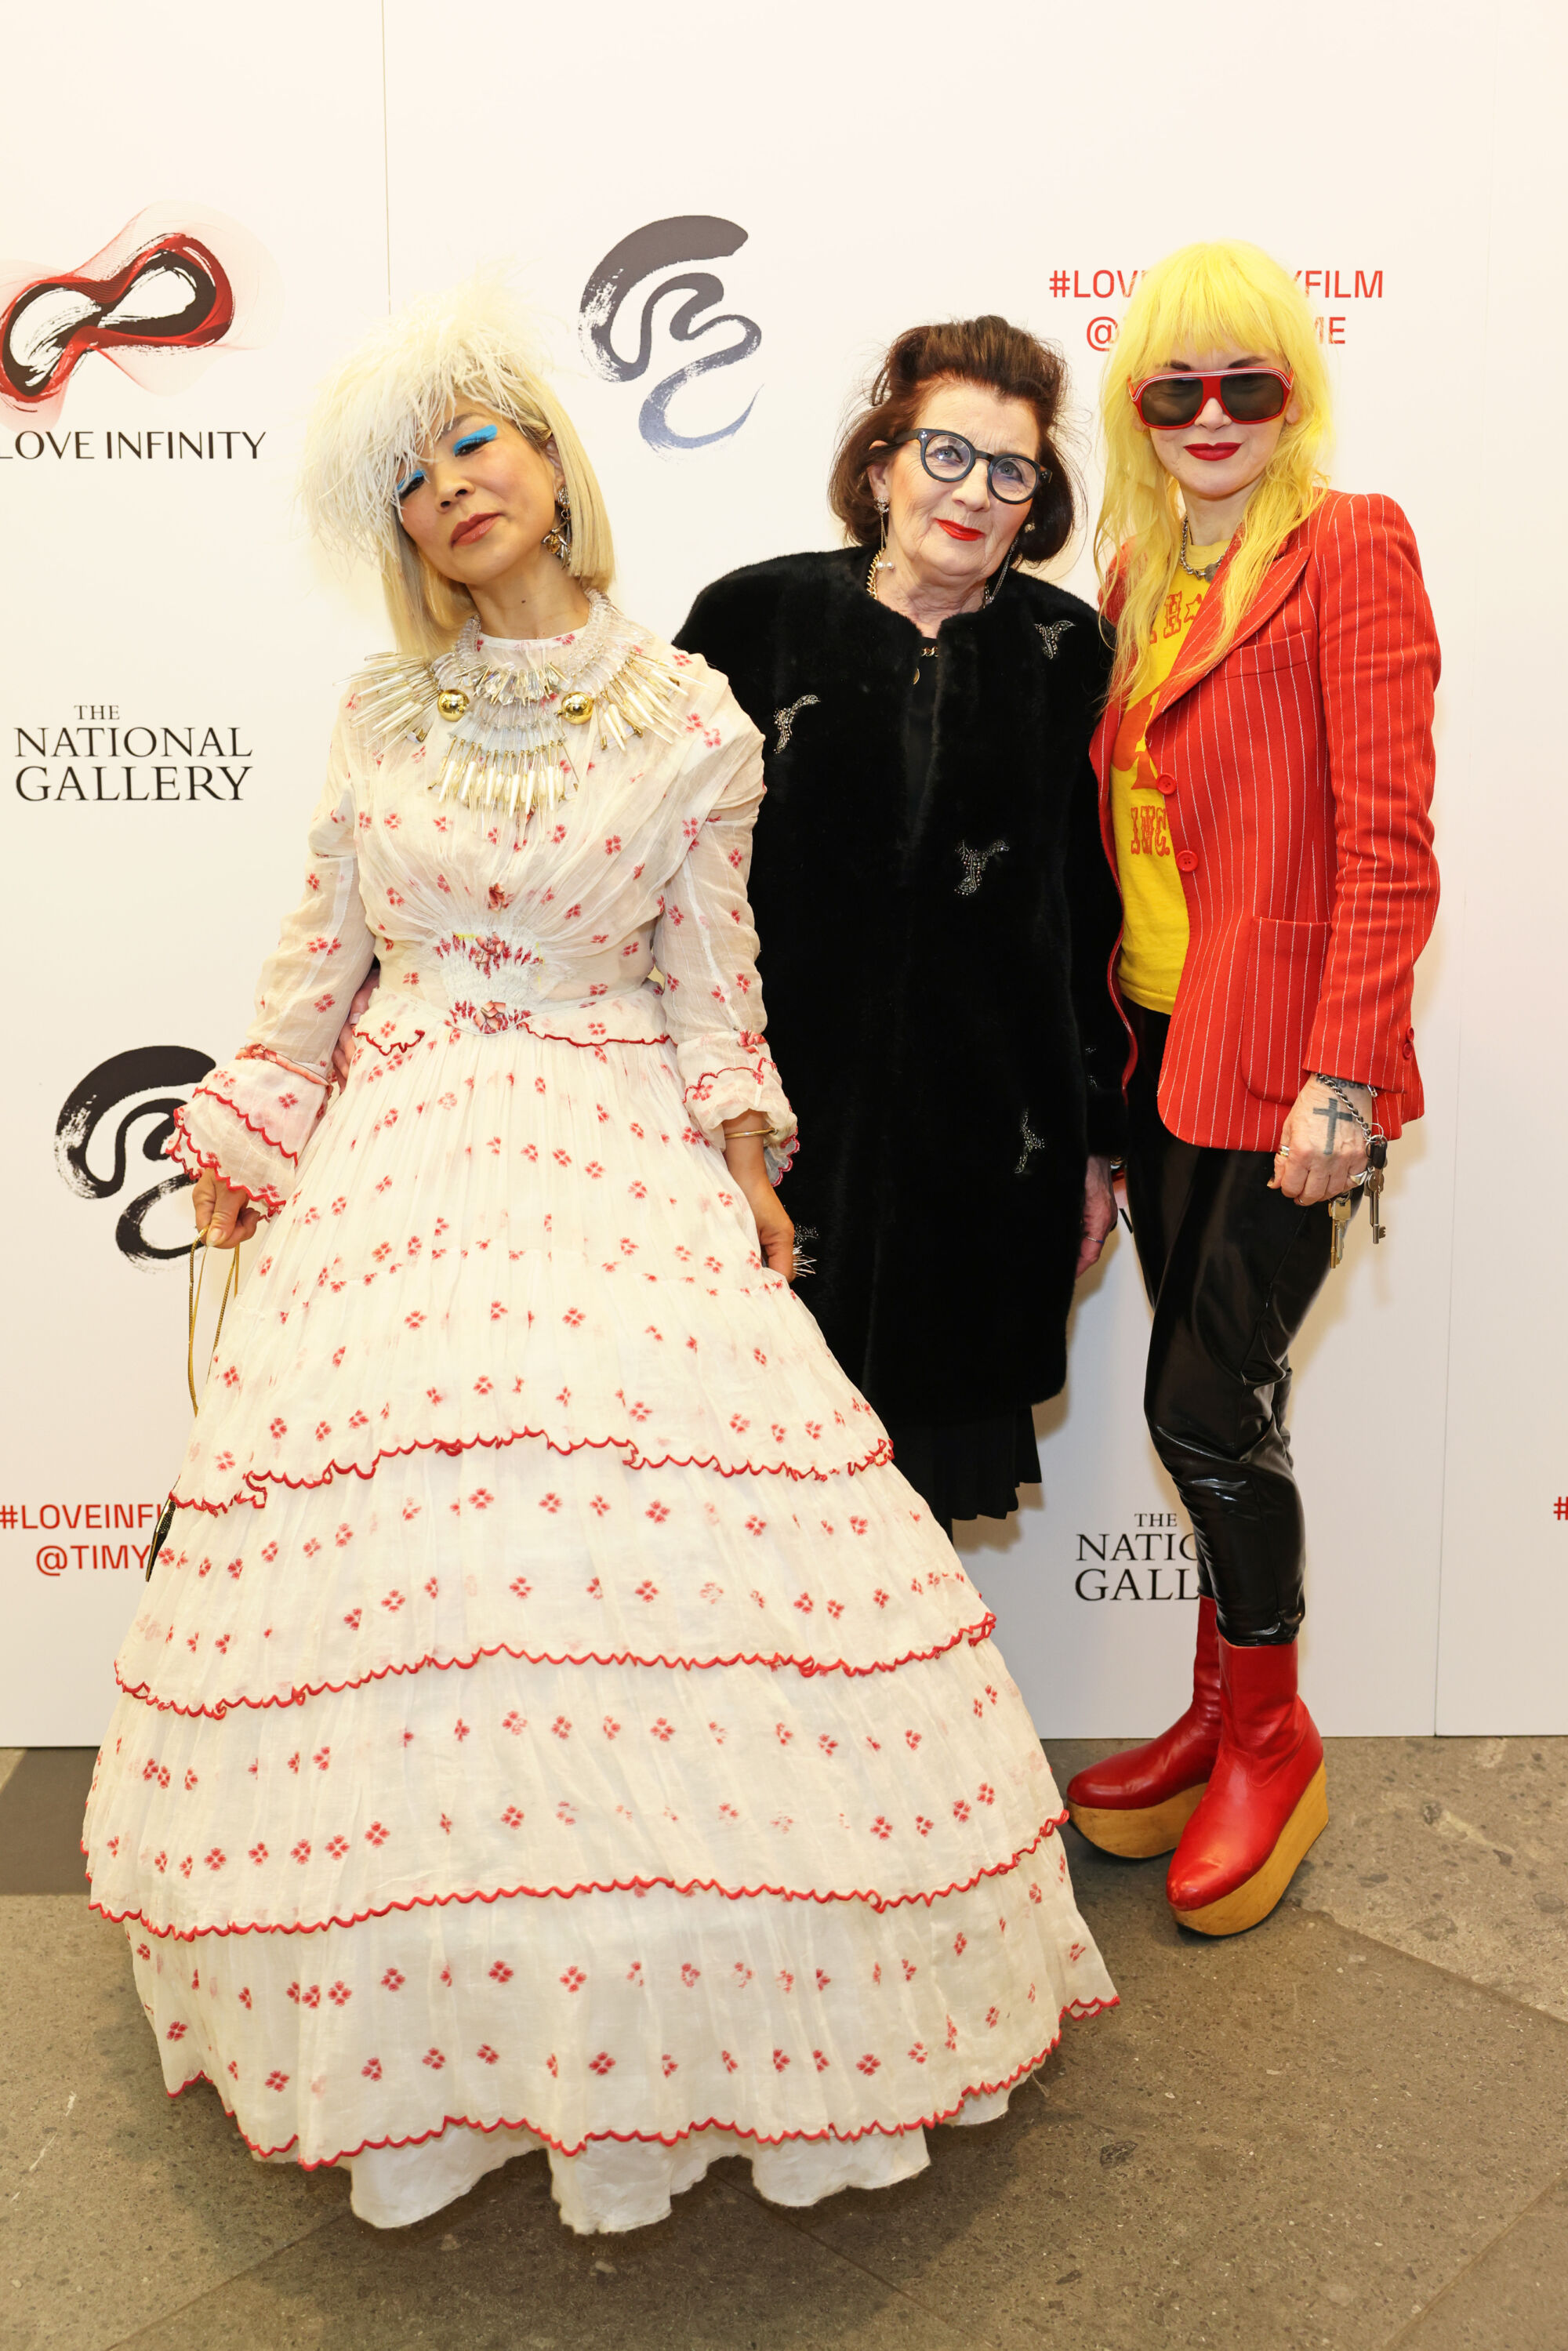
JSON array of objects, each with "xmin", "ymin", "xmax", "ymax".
[
  {"xmin": 1151, "ymin": 539, "xmax": 1312, "ymax": 724},
  {"xmin": 1090, "ymin": 526, "xmax": 1313, "ymax": 821}
]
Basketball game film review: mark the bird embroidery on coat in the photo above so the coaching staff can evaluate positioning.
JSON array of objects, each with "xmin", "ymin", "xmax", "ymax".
[
  {"xmin": 772, "ymin": 695, "xmax": 819, "ymax": 753},
  {"xmin": 956, "ymin": 840, "xmax": 1011, "ymax": 897},
  {"xmin": 1014, "ymin": 1112, "xmax": 1044, "ymax": 1177},
  {"xmin": 1034, "ymin": 620, "xmax": 1073, "ymax": 660}
]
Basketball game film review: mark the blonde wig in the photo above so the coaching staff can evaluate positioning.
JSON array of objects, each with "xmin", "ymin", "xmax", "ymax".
[
  {"xmin": 300, "ymin": 277, "xmax": 614, "ymax": 655},
  {"xmin": 1094, "ymin": 241, "xmax": 1332, "ymax": 706}
]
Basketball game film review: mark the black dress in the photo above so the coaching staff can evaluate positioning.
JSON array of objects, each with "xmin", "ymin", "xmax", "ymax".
[
  {"xmin": 675, "ymin": 550, "xmax": 1124, "ymax": 1533},
  {"xmin": 880, "ymin": 638, "xmax": 1041, "ymax": 1530}
]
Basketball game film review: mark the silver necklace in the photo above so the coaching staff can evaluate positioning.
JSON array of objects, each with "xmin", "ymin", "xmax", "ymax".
[
  {"xmin": 866, "ymin": 551, "xmax": 1006, "ymax": 681},
  {"xmin": 1178, "ymin": 521, "xmax": 1224, "ymax": 584}
]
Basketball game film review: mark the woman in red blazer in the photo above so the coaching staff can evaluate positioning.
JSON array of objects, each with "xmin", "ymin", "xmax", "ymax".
[{"xmin": 1065, "ymin": 241, "xmax": 1439, "ymax": 1935}]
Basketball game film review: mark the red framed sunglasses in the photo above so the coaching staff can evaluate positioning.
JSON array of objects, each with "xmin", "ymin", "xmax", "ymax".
[{"xmin": 1129, "ymin": 368, "xmax": 1294, "ymax": 429}]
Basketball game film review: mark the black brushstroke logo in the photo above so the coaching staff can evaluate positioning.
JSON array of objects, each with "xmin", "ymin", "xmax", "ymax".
[
  {"xmin": 55, "ymin": 1047, "xmax": 213, "ymax": 1264},
  {"xmin": 579, "ymin": 216, "xmax": 760, "ymax": 452}
]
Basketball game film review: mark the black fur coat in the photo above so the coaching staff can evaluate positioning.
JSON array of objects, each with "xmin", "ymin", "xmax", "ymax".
[{"xmin": 676, "ymin": 547, "xmax": 1124, "ymax": 1424}]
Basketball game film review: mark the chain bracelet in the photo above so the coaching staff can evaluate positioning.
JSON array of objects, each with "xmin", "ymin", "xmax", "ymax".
[{"xmin": 1312, "ymin": 1073, "xmax": 1376, "ymax": 1148}]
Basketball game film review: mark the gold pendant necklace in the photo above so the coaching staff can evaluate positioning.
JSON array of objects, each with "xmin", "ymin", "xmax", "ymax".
[{"xmin": 350, "ymin": 593, "xmax": 688, "ymax": 820}]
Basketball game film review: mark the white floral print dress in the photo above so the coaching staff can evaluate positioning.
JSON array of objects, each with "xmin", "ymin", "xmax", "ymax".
[{"xmin": 82, "ymin": 606, "xmax": 1115, "ymax": 2235}]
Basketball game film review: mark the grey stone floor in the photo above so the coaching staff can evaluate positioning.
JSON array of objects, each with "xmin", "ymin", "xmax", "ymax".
[{"xmin": 4, "ymin": 1739, "xmax": 1566, "ymax": 2351}]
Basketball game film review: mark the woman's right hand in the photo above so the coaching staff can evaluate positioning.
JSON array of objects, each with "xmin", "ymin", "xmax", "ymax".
[
  {"xmin": 1077, "ymin": 1154, "xmax": 1119, "ymax": 1276},
  {"xmin": 191, "ymin": 1168, "xmax": 260, "ymax": 1250}
]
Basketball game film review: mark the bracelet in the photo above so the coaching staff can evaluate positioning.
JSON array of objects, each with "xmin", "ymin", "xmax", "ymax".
[{"xmin": 724, "ymin": 1121, "xmax": 774, "ymax": 1142}]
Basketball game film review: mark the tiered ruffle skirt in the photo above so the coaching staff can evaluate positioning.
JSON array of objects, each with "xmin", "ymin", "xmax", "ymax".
[{"xmin": 85, "ymin": 1000, "xmax": 1114, "ymax": 2231}]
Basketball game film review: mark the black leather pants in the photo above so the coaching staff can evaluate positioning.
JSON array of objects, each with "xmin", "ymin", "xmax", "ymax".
[{"xmin": 1123, "ymin": 1003, "xmax": 1340, "ymax": 1646}]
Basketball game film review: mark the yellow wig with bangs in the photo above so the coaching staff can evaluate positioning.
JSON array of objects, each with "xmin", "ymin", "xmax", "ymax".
[{"xmin": 1094, "ymin": 241, "xmax": 1333, "ymax": 706}]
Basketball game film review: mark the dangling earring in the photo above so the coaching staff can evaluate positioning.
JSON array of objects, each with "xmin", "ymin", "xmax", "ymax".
[
  {"xmin": 541, "ymin": 496, "xmax": 572, "ymax": 566},
  {"xmin": 866, "ymin": 496, "xmax": 893, "ymax": 597}
]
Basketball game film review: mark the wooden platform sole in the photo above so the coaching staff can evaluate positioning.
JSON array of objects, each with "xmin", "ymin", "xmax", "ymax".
[
  {"xmin": 1065, "ymin": 1780, "xmax": 1208, "ymax": 1859},
  {"xmin": 1170, "ymin": 1762, "xmax": 1329, "ymax": 1936}
]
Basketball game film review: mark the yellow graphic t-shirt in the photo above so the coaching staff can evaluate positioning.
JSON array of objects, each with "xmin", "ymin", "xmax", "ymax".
[{"xmin": 1109, "ymin": 540, "xmax": 1228, "ymax": 1014}]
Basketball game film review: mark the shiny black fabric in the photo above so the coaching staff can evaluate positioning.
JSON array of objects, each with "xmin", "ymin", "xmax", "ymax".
[{"xmin": 1123, "ymin": 1003, "xmax": 1345, "ymax": 1645}]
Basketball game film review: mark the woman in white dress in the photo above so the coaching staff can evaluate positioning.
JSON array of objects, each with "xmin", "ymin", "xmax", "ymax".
[{"xmin": 83, "ymin": 283, "xmax": 1113, "ymax": 2236}]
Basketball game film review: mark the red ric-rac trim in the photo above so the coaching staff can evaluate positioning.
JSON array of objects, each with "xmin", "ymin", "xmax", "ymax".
[
  {"xmin": 350, "ymin": 1026, "xmax": 427, "ymax": 1065},
  {"xmin": 172, "ymin": 1427, "xmax": 896, "ymax": 1513},
  {"xmin": 158, "ymin": 2000, "xmax": 1121, "ymax": 2167},
  {"xmin": 89, "ymin": 1815, "xmax": 1069, "ymax": 1941},
  {"xmin": 151, "ymin": 1998, "xmax": 1118, "ymax": 2168},
  {"xmin": 183, "ymin": 1083, "xmax": 306, "ymax": 1163},
  {"xmin": 358, "ymin": 1014, "xmax": 675, "ymax": 1057},
  {"xmin": 163, "ymin": 1129, "xmax": 285, "ymax": 1217},
  {"xmin": 478, "ymin": 1013, "xmax": 674, "ymax": 1052},
  {"xmin": 114, "ymin": 1610, "xmax": 999, "ymax": 1717}
]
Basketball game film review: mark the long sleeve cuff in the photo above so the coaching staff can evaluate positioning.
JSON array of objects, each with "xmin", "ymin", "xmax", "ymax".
[
  {"xmin": 165, "ymin": 1050, "xmax": 331, "ymax": 1216},
  {"xmin": 1084, "ymin": 1072, "xmax": 1128, "ymax": 1159},
  {"xmin": 676, "ymin": 1030, "xmax": 798, "ymax": 1185}
]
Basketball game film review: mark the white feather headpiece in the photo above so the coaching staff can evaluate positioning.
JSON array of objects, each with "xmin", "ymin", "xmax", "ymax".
[{"xmin": 300, "ymin": 275, "xmax": 584, "ymax": 570}]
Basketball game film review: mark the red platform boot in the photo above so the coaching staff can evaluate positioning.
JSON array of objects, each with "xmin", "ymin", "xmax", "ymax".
[
  {"xmin": 1166, "ymin": 1635, "xmax": 1327, "ymax": 1936},
  {"xmin": 1065, "ymin": 1598, "xmax": 1221, "ymax": 1858}
]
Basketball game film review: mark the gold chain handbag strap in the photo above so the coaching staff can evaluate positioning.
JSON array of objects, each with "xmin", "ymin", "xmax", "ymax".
[
  {"xmin": 187, "ymin": 1233, "xmax": 241, "ymax": 1411},
  {"xmin": 151, "ymin": 1234, "xmax": 241, "ymax": 1582}
]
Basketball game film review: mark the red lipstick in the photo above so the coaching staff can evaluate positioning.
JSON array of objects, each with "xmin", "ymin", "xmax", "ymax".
[
  {"xmin": 450, "ymin": 511, "xmax": 500, "ymax": 547},
  {"xmin": 1185, "ymin": 444, "xmax": 1241, "ymax": 463},
  {"xmin": 937, "ymin": 519, "xmax": 984, "ymax": 541}
]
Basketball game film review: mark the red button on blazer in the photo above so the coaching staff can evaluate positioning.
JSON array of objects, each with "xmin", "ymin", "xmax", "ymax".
[{"xmin": 1093, "ymin": 490, "xmax": 1440, "ymax": 1149}]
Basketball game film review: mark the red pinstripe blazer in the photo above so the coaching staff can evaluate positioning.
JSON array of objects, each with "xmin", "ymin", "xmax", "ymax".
[{"xmin": 1091, "ymin": 490, "xmax": 1439, "ymax": 1148}]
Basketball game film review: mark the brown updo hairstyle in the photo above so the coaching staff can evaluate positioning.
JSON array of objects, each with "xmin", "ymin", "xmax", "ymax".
[{"xmin": 829, "ymin": 314, "xmax": 1076, "ymax": 565}]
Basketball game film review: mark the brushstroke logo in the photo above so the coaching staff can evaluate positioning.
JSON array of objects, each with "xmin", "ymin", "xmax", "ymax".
[
  {"xmin": 579, "ymin": 216, "xmax": 760, "ymax": 452},
  {"xmin": 55, "ymin": 1047, "xmax": 213, "ymax": 1264},
  {"xmin": 0, "ymin": 203, "xmax": 281, "ymax": 423}
]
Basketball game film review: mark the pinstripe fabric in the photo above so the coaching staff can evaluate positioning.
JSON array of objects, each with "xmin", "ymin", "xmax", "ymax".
[{"xmin": 1091, "ymin": 490, "xmax": 1439, "ymax": 1150}]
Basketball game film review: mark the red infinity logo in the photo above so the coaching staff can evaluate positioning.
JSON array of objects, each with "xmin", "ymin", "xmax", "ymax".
[
  {"xmin": 0, "ymin": 204, "xmax": 279, "ymax": 419},
  {"xmin": 2, "ymin": 233, "xmax": 234, "ymax": 407}
]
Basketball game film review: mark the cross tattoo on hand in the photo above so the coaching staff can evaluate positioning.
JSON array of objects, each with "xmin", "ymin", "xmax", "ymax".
[{"xmin": 1313, "ymin": 1096, "xmax": 1347, "ymax": 1149}]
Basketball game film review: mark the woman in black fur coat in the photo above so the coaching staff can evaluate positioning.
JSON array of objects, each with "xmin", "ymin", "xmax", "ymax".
[{"xmin": 677, "ymin": 316, "xmax": 1126, "ymax": 1534}]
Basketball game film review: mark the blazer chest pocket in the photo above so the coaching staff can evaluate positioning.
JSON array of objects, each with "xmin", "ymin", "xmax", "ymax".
[
  {"xmin": 1223, "ymin": 629, "xmax": 1314, "ymax": 680},
  {"xmin": 1241, "ymin": 916, "xmax": 1330, "ymax": 1105}
]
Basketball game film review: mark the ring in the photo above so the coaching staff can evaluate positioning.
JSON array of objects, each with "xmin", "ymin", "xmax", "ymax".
[{"xmin": 1274, "ymin": 1144, "xmax": 1291, "ymax": 1160}]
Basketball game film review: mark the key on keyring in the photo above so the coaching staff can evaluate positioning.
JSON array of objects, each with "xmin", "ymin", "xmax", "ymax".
[
  {"xmin": 1329, "ymin": 1192, "xmax": 1354, "ymax": 1270},
  {"xmin": 1366, "ymin": 1134, "xmax": 1388, "ymax": 1242}
]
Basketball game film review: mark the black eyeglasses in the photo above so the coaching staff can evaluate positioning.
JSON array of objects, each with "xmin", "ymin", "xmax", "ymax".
[{"xmin": 887, "ymin": 428, "xmax": 1044, "ymax": 504}]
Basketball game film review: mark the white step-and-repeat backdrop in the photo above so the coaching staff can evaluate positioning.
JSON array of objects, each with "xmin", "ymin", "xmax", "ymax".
[{"xmin": 4, "ymin": 0, "xmax": 1561, "ymax": 1742}]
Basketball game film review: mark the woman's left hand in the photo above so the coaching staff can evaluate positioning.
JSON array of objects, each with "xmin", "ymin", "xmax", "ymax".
[
  {"xmin": 1271, "ymin": 1076, "xmax": 1372, "ymax": 1205},
  {"xmin": 721, "ymin": 1126, "xmax": 796, "ymax": 1279},
  {"xmin": 1078, "ymin": 1153, "xmax": 1119, "ymax": 1275}
]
